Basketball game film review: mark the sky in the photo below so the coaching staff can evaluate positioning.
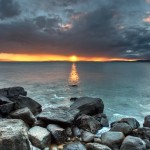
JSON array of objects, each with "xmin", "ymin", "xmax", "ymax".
[{"xmin": 0, "ymin": 0, "xmax": 150, "ymax": 61}]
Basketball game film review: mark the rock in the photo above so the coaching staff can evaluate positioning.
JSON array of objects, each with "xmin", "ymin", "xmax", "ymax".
[
  {"xmin": 70, "ymin": 97, "xmax": 104, "ymax": 115},
  {"xmin": 81, "ymin": 131, "xmax": 95, "ymax": 143},
  {"xmin": 143, "ymin": 115, "xmax": 150, "ymax": 127},
  {"xmin": 0, "ymin": 95, "xmax": 14, "ymax": 115},
  {"xmin": 120, "ymin": 136, "xmax": 146, "ymax": 150},
  {"xmin": 70, "ymin": 97, "xmax": 78, "ymax": 101},
  {"xmin": 121, "ymin": 118, "xmax": 140, "ymax": 129},
  {"xmin": 0, "ymin": 119, "xmax": 31, "ymax": 150},
  {"xmin": 65, "ymin": 127, "xmax": 73, "ymax": 137},
  {"xmin": 110, "ymin": 122, "xmax": 132, "ymax": 135},
  {"xmin": 86, "ymin": 143, "xmax": 111, "ymax": 150},
  {"xmin": 94, "ymin": 114, "xmax": 109, "ymax": 127},
  {"xmin": 101, "ymin": 131, "xmax": 125, "ymax": 149},
  {"xmin": 28, "ymin": 126, "xmax": 51, "ymax": 149},
  {"xmin": 63, "ymin": 142, "xmax": 86, "ymax": 150},
  {"xmin": 0, "ymin": 87, "xmax": 27, "ymax": 98},
  {"xmin": 133, "ymin": 127, "xmax": 150, "ymax": 140},
  {"xmin": 10, "ymin": 107, "xmax": 36, "ymax": 126},
  {"xmin": 32, "ymin": 146, "xmax": 41, "ymax": 150},
  {"xmin": 72, "ymin": 127, "xmax": 82, "ymax": 137},
  {"xmin": 76, "ymin": 114, "xmax": 102, "ymax": 134},
  {"xmin": 47, "ymin": 124, "xmax": 67, "ymax": 144},
  {"xmin": 34, "ymin": 119, "xmax": 47, "ymax": 127},
  {"xmin": 94, "ymin": 138, "xmax": 102, "ymax": 144},
  {"xmin": 11, "ymin": 95, "xmax": 42, "ymax": 115},
  {"xmin": 37, "ymin": 107, "xmax": 79, "ymax": 125}
]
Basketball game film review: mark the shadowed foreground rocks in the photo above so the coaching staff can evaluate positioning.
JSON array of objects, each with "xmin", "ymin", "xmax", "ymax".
[{"xmin": 0, "ymin": 87, "xmax": 150, "ymax": 150}]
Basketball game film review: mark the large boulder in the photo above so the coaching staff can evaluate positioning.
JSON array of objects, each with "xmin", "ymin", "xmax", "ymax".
[
  {"xmin": 10, "ymin": 107, "xmax": 36, "ymax": 126},
  {"xmin": 28, "ymin": 126, "xmax": 51, "ymax": 149},
  {"xmin": 70, "ymin": 97, "xmax": 104, "ymax": 115},
  {"xmin": 0, "ymin": 87, "xmax": 27, "ymax": 98},
  {"xmin": 110, "ymin": 122, "xmax": 133, "ymax": 135},
  {"xmin": 0, "ymin": 119, "xmax": 31, "ymax": 150},
  {"xmin": 101, "ymin": 131, "xmax": 125, "ymax": 149},
  {"xmin": 143, "ymin": 115, "xmax": 150, "ymax": 127},
  {"xmin": 11, "ymin": 95, "xmax": 42, "ymax": 115},
  {"xmin": 47, "ymin": 124, "xmax": 67, "ymax": 144},
  {"xmin": 0, "ymin": 95, "xmax": 14, "ymax": 115},
  {"xmin": 120, "ymin": 136, "xmax": 146, "ymax": 150},
  {"xmin": 63, "ymin": 142, "xmax": 86, "ymax": 150},
  {"xmin": 86, "ymin": 143, "xmax": 112, "ymax": 150},
  {"xmin": 76, "ymin": 114, "xmax": 102, "ymax": 134},
  {"xmin": 37, "ymin": 107, "xmax": 79, "ymax": 125}
]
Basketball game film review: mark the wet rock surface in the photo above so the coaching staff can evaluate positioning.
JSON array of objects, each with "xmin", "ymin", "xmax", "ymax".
[
  {"xmin": 86, "ymin": 143, "xmax": 112, "ymax": 150},
  {"xmin": 63, "ymin": 142, "xmax": 86, "ymax": 150}
]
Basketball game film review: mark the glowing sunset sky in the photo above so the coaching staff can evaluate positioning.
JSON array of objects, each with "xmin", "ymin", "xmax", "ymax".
[{"xmin": 0, "ymin": 0, "xmax": 150, "ymax": 61}]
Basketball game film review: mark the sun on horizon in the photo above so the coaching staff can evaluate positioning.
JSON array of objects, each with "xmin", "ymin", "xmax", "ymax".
[{"xmin": 70, "ymin": 55, "xmax": 78, "ymax": 62}]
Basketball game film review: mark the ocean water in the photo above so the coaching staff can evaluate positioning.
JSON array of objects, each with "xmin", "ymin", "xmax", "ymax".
[{"xmin": 0, "ymin": 62, "xmax": 150, "ymax": 124}]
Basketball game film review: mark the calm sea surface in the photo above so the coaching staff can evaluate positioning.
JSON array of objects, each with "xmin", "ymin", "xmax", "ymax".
[{"xmin": 0, "ymin": 62, "xmax": 150, "ymax": 123}]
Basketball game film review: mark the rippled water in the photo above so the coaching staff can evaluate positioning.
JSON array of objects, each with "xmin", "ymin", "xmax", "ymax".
[{"xmin": 0, "ymin": 62, "xmax": 150, "ymax": 123}]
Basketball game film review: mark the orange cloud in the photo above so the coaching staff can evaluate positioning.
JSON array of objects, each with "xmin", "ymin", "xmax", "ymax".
[{"xmin": 143, "ymin": 16, "xmax": 150, "ymax": 22}]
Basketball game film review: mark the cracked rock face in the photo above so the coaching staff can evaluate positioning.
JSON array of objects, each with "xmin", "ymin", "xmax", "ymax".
[{"xmin": 0, "ymin": 119, "xmax": 31, "ymax": 150}]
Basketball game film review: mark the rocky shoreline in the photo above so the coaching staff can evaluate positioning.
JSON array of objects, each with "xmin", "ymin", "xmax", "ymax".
[{"xmin": 0, "ymin": 87, "xmax": 150, "ymax": 150}]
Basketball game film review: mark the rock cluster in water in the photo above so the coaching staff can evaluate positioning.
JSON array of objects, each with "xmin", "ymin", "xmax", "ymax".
[{"xmin": 0, "ymin": 87, "xmax": 150, "ymax": 150}]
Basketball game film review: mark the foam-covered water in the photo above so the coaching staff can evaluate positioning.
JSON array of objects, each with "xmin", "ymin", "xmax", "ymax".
[{"xmin": 0, "ymin": 62, "xmax": 150, "ymax": 123}]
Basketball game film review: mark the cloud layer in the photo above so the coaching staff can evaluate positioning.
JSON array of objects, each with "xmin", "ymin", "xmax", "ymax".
[{"xmin": 0, "ymin": 0, "xmax": 150, "ymax": 59}]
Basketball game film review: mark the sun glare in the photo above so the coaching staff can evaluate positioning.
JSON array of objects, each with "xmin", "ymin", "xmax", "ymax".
[{"xmin": 70, "ymin": 55, "xmax": 78, "ymax": 62}]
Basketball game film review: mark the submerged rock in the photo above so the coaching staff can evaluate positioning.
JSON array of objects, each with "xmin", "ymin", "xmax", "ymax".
[
  {"xmin": 37, "ymin": 107, "xmax": 79, "ymax": 125},
  {"xmin": 0, "ymin": 87, "xmax": 27, "ymax": 98},
  {"xmin": 76, "ymin": 114, "xmax": 102, "ymax": 134},
  {"xmin": 70, "ymin": 97, "xmax": 104, "ymax": 115},
  {"xmin": 0, "ymin": 95, "xmax": 14, "ymax": 115},
  {"xmin": 10, "ymin": 107, "xmax": 36, "ymax": 126},
  {"xmin": 28, "ymin": 126, "xmax": 51, "ymax": 149},
  {"xmin": 63, "ymin": 142, "xmax": 86, "ymax": 150},
  {"xmin": 101, "ymin": 131, "xmax": 125, "ymax": 149},
  {"xmin": 0, "ymin": 119, "xmax": 31, "ymax": 150},
  {"xmin": 86, "ymin": 143, "xmax": 112, "ymax": 150},
  {"xmin": 120, "ymin": 136, "xmax": 146, "ymax": 150},
  {"xmin": 143, "ymin": 115, "xmax": 150, "ymax": 128},
  {"xmin": 11, "ymin": 95, "xmax": 42, "ymax": 115},
  {"xmin": 47, "ymin": 124, "xmax": 67, "ymax": 144},
  {"xmin": 72, "ymin": 127, "xmax": 82, "ymax": 137}
]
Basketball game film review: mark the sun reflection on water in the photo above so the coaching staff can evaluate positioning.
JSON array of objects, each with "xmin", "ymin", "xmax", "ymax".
[{"xmin": 68, "ymin": 63, "xmax": 80, "ymax": 86}]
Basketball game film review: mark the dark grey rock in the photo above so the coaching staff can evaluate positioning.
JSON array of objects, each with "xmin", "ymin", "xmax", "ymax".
[
  {"xmin": 133, "ymin": 127, "xmax": 150, "ymax": 140},
  {"xmin": 0, "ymin": 95, "xmax": 14, "ymax": 115},
  {"xmin": 0, "ymin": 87, "xmax": 27, "ymax": 98},
  {"xmin": 63, "ymin": 142, "xmax": 86, "ymax": 150},
  {"xmin": 86, "ymin": 143, "xmax": 112, "ymax": 150},
  {"xmin": 72, "ymin": 127, "xmax": 81, "ymax": 137},
  {"xmin": 70, "ymin": 97, "xmax": 104, "ymax": 115},
  {"xmin": 110, "ymin": 122, "xmax": 133, "ymax": 135},
  {"xmin": 28, "ymin": 126, "xmax": 51, "ymax": 149},
  {"xmin": 10, "ymin": 107, "xmax": 36, "ymax": 126},
  {"xmin": 120, "ymin": 136, "xmax": 146, "ymax": 150},
  {"xmin": 81, "ymin": 131, "xmax": 95, "ymax": 143},
  {"xmin": 101, "ymin": 131, "xmax": 125, "ymax": 149},
  {"xmin": 37, "ymin": 107, "xmax": 79, "ymax": 125},
  {"xmin": 143, "ymin": 115, "xmax": 150, "ymax": 128},
  {"xmin": 47, "ymin": 124, "xmax": 67, "ymax": 144},
  {"xmin": 65, "ymin": 127, "xmax": 73, "ymax": 137},
  {"xmin": 76, "ymin": 114, "xmax": 102, "ymax": 134},
  {"xmin": 94, "ymin": 114, "xmax": 109, "ymax": 127},
  {"xmin": 11, "ymin": 95, "xmax": 42, "ymax": 115},
  {"xmin": 0, "ymin": 119, "xmax": 31, "ymax": 150},
  {"xmin": 94, "ymin": 138, "xmax": 102, "ymax": 144}
]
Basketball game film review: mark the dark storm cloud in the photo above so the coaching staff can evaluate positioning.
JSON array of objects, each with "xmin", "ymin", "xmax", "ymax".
[
  {"xmin": 0, "ymin": 0, "xmax": 20, "ymax": 19},
  {"xmin": 0, "ymin": 0, "xmax": 150, "ymax": 59}
]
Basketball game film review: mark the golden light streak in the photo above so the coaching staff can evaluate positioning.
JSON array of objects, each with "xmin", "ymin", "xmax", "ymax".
[{"xmin": 0, "ymin": 53, "xmax": 137, "ymax": 62}]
